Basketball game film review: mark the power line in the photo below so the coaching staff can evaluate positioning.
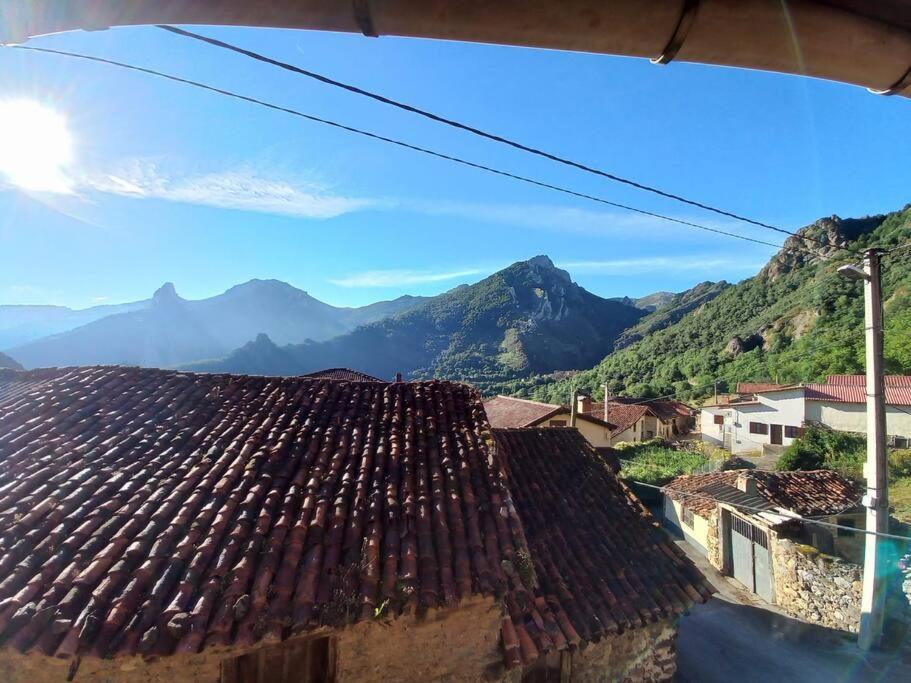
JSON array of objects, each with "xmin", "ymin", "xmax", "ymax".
[
  {"xmin": 10, "ymin": 43, "xmax": 807, "ymax": 253},
  {"xmin": 157, "ymin": 24, "xmax": 853, "ymax": 258}
]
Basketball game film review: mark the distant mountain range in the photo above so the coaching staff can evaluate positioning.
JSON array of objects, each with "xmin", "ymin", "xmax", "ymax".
[
  {"xmin": 5, "ymin": 280, "xmax": 427, "ymax": 369},
  {"xmin": 186, "ymin": 256, "xmax": 648, "ymax": 389}
]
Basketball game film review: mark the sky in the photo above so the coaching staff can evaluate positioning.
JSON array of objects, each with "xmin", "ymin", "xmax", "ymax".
[{"xmin": 0, "ymin": 24, "xmax": 909, "ymax": 309}]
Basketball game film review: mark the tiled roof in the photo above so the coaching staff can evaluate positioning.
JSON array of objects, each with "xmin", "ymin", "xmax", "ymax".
[
  {"xmin": 298, "ymin": 368, "xmax": 384, "ymax": 382},
  {"xmin": 494, "ymin": 428, "xmax": 712, "ymax": 665},
  {"xmin": 826, "ymin": 374, "xmax": 911, "ymax": 386},
  {"xmin": 484, "ymin": 395, "xmax": 563, "ymax": 428},
  {"xmin": 0, "ymin": 367, "xmax": 529, "ymax": 660},
  {"xmin": 665, "ymin": 469, "xmax": 862, "ymax": 518},
  {"xmin": 805, "ymin": 383, "xmax": 911, "ymax": 406},
  {"xmin": 608, "ymin": 404, "xmax": 649, "ymax": 437},
  {"xmin": 594, "ymin": 398, "xmax": 692, "ymax": 424},
  {"xmin": 736, "ymin": 382, "xmax": 787, "ymax": 394},
  {"xmin": 0, "ymin": 368, "xmax": 64, "ymax": 407}
]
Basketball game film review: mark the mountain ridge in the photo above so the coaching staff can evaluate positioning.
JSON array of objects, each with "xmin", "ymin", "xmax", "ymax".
[{"xmin": 187, "ymin": 255, "xmax": 646, "ymax": 389}]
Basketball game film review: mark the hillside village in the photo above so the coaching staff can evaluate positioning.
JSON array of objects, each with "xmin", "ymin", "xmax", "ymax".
[
  {"xmin": 3, "ymin": 208, "xmax": 911, "ymax": 680},
  {"xmin": 5, "ymin": 2, "xmax": 911, "ymax": 681}
]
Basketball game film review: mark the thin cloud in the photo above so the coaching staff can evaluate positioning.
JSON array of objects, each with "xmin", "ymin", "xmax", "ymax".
[
  {"xmin": 560, "ymin": 257, "xmax": 765, "ymax": 273},
  {"xmin": 329, "ymin": 268, "xmax": 484, "ymax": 288},
  {"xmin": 84, "ymin": 161, "xmax": 376, "ymax": 219}
]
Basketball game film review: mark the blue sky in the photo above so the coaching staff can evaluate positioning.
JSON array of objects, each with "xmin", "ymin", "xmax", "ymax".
[{"xmin": 0, "ymin": 25, "xmax": 909, "ymax": 309}]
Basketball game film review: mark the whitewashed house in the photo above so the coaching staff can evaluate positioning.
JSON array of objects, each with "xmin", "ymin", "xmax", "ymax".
[{"xmin": 702, "ymin": 375, "xmax": 911, "ymax": 456}]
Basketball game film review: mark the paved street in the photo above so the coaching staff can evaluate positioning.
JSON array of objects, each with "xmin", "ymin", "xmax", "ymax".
[{"xmin": 675, "ymin": 541, "xmax": 911, "ymax": 682}]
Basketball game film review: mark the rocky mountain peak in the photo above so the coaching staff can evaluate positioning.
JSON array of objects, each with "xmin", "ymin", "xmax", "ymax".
[
  {"xmin": 152, "ymin": 282, "xmax": 180, "ymax": 304},
  {"xmin": 525, "ymin": 255, "xmax": 571, "ymax": 283}
]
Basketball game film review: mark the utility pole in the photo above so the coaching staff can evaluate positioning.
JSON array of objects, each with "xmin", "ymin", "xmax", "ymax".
[
  {"xmin": 714, "ymin": 380, "xmax": 718, "ymax": 404},
  {"xmin": 839, "ymin": 248, "xmax": 889, "ymax": 650},
  {"xmin": 570, "ymin": 387, "xmax": 579, "ymax": 427}
]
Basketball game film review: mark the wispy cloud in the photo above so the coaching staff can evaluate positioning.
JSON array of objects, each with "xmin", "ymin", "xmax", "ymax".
[
  {"xmin": 329, "ymin": 268, "xmax": 484, "ymax": 288},
  {"xmin": 83, "ymin": 161, "xmax": 376, "ymax": 219},
  {"xmin": 559, "ymin": 257, "xmax": 765, "ymax": 273}
]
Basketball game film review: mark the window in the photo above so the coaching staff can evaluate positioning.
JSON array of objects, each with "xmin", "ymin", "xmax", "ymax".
[
  {"xmin": 682, "ymin": 507, "xmax": 695, "ymax": 528},
  {"xmin": 894, "ymin": 436, "xmax": 909, "ymax": 449},
  {"xmin": 749, "ymin": 422, "xmax": 768, "ymax": 435},
  {"xmin": 784, "ymin": 426, "xmax": 805, "ymax": 439},
  {"xmin": 549, "ymin": 419, "xmax": 567, "ymax": 427},
  {"xmin": 646, "ymin": 430, "xmax": 654, "ymax": 439},
  {"xmin": 713, "ymin": 414, "xmax": 724, "ymax": 425}
]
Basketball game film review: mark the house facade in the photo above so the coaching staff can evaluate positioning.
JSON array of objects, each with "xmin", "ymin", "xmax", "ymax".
[
  {"xmin": 663, "ymin": 469, "xmax": 870, "ymax": 632},
  {"xmin": 484, "ymin": 394, "xmax": 692, "ymax": 448},
  {"xmin": 701, "ymin": 375, "xmax": 911, "ymax": 455},
  {"xmin": 0, "ymin": 367, "xmax": 711, "ymax": 682}
]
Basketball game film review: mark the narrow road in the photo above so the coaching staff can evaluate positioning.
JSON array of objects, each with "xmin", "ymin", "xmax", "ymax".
[{"xmin": 674, "ymin": 540, "xmax": 911, "ymax": 682}]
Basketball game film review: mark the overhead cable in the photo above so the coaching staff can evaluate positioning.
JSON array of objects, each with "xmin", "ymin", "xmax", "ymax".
[
  {"xmin": 11, "ymin": 43, "xmax": 805, "ymax": 252},
  {"xmin": 156, "ymin": 24, "xmax": 854, "ymax": 258}
]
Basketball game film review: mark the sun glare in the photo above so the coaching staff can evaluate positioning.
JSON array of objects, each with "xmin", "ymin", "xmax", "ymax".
[{"xmin": 0, "ymin": 99, "xmax": 74, "ymax": 193}]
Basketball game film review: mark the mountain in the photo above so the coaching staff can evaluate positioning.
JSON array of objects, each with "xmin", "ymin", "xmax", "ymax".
[
  {"xmin": 189, "ymin": 256, "xmax": 646, "ymax": 388},
  {"xmin": 0, "ymin": 299, "xmax": 149, "ymax": 349},
  {"xmin": 8, "ymin": 280, "xmax": 428, "ymax": 369},
  {"xmin": 521, "ymin": 205, "xmax": 911, "ymax": 403},
  {"xmin": 613, "ymin": 281, "xmax": 729, "ymax": 350},
  {"xmin": 0, "ymin": 351, "xmax": 22, "ymax": 370},
  {"xmin": 609, "ymin": 291, "xmax": 675, "ymax": 311}
]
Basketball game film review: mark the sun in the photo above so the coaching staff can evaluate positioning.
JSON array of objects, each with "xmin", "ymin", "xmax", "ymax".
[{"xmin": 0, "ymin": 99, "xmax": 74, "ymax": 193}]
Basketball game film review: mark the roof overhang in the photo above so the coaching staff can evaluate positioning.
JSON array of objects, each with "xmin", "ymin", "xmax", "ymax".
[{"xmin": 3, "ymin": 1, "xmax": 911, "ymax": 97}]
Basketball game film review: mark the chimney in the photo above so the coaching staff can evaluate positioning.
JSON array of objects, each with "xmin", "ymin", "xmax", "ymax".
[
  {"xmin": 603, "ymin": 383, "xmax": 613, "ymax": 422},
  {"xmin": 577, "ymin": 394, "xmax": 592, "ymax": 415},
  {"xmin": 394, "ymin": 372, "xmax": 402, "ymax": 382},
  {"xmin": 735, "ymin": 473, "xmax": 758, "ymax": 497}
]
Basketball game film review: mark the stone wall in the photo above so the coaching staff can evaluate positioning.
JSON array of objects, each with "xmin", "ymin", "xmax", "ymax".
[
  {"xmin": 705, "ymin": 510, "xmax": 722, "ymax": 571},
  {"xmin": 772, "ymin": 536, "xmax": 862, "ymax": 633},
  {"xmin": 0, "ymin": 596, "xmax": 503, "ymax": 683},
  {"xmin": 568, "ymin": 618, "xmax": 678, "ymax": 683}
]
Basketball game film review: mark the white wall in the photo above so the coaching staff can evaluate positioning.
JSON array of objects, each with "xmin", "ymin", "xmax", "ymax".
[
  {"xmin": 806, "ymin": 401, "xmax": 911, "ymax": 439},
  {"xmin": 700, "ymin": 408, "xmax": 726, "ymax": 447}
]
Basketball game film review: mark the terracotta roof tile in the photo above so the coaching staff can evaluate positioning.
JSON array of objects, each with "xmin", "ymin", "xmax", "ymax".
[
  {"xmin": 0, "ymin": 366, "xmax": 527, "ymax": 659},
  {"xmin": 483, "ymin": 396, "xmax": 563, "ymax": 428},
  {"xmin": 665, "ymin": 469, "xmax": 862, "ymax": 518},
  {"xmin": 580, "ymin": 403, "xmax": 649, "ymax": 437},
  {"xmin": 826, "ymin": 374, "xmax": 911, "ymax": 386},
  {"xmin": 298, "ymin": 368, "xmax": 384, "ymax": 382},
  {"xmin": 494, "ymin": 428, "xmax": 712, "ymax": 660}
]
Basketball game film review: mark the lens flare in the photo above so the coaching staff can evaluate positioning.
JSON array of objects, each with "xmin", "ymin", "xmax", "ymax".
[{"xmin": 0, "ymin": 99, "xmax": 74, "ymax": 193}]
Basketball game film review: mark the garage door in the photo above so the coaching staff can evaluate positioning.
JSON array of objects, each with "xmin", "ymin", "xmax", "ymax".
[{"xmin": 730, "ymin": 515, "xmax": 773, "ymax": 601}]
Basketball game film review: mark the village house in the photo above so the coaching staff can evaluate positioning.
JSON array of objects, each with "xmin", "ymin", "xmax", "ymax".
[
  {"xmin": 663, "ymin": 469, "xmax": 867, "ymax": 632},
  {"xmin": 0, "ymin": 366, "xmax": 711, "ymax": 682},
  {"xmin": 701, "ymin": 375, "xmax": 911, "ymax": 456},
  {"xmin": 484, "ymin": 394, "xmax": 692, "ymax": 449}
]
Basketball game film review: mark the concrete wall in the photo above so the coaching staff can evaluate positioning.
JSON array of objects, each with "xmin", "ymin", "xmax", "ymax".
[
  {"xmin": 700, "ymin": 408, "xmax": 725, "ymax": 447},
  {"xmin": 539, "ymin": 411, "xmax": 614, "ymax": 448},
  {"xmin": 0, "ymin": 597, "xmax": 504, "ymax": 683},
  {"xmin": 806, "ymin": 401, "xmax": 911, "ymax": 439},
  {"xmin": 771, "ymin": 536, "xmax": 862, "ymax": 633},
  {"xmin": 664, "ymin": 497, "xmax": 710, "ymax": 557}
]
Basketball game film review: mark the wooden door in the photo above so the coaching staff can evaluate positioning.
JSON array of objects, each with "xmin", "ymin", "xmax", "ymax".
[{"xmin": 770, "ymin": 424, "xmax": 783, "ymax": 445}]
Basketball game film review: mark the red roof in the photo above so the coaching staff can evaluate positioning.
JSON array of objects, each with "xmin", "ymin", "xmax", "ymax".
[
  {"xmin": 494, "ymin": 428, "xmax": 712, "ymax": 665},
  {"xmin": 826, "ymin": 374, "xmax": 911, "ymax": 386},
  {"xmin": 736, "ymin": 382, "xmax": 787, "ymax": 394},
  {"xmin": 666, "ymin": 469, "xmax": 862, "ymax": 518},
  {"xmin": 580, "ymin": 403, "xmax": 649, "ymax": 437},
  {"xmin": 299, "ymin": 367, "xmax": 384, "ymax": 382},
  {"xmin": 484, "ymin": 395, "xmax": 564, "ymax": 428},
  {"xmin": 0, "ymin": 367, "xmax": 526, "ymax": 659},
  {"xmin": 805, "ymin": 383, "xmax": 911, "ymax": 406},
  {"xmin": 0, "ymin": 367, "xmax": 711, "ymax": 667}
]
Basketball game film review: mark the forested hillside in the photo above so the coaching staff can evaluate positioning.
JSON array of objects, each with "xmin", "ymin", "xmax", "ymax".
[
  {"xmin": 189, "ymin": 256, "xmax": 645, "ymax": 389},
  {"xmin": 506, "ymin": 206, "xmax": 911, "ymax": 403}
]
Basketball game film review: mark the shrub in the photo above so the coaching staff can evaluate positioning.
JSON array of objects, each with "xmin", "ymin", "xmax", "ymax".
[
  {"xmin": 777, "ymin": 425, "xmax": 864, "ymax": 480},
  {"xmin": 618, "ymin": 443, "xmax": 708, "ymax": 486},
  {"xmin": 777, "ymin": 440, "xmax": 824, "ymax": 471},
  {"xmin": 889, "ymin": 449, "xmax": 911, "ymax": 479}
]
